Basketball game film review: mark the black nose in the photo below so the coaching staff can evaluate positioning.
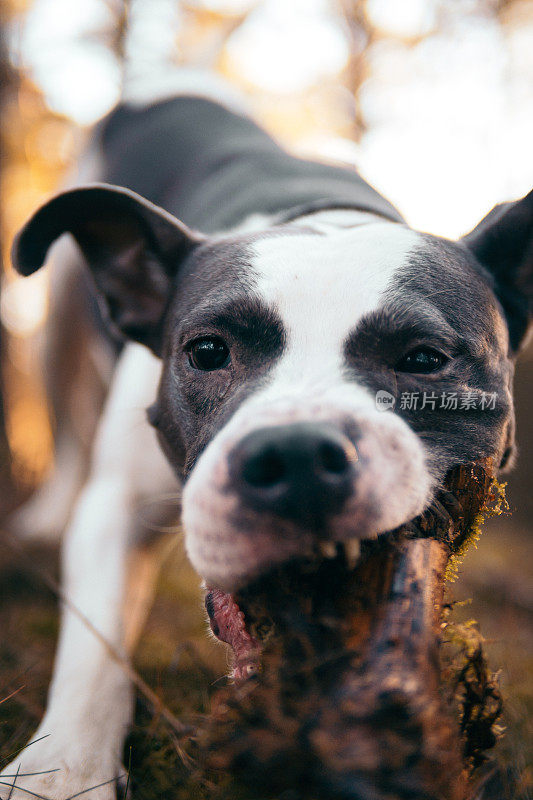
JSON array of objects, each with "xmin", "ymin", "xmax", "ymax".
[{"xmin": 229, "ymin": 423, "xmax": 357, "ymax": 525}]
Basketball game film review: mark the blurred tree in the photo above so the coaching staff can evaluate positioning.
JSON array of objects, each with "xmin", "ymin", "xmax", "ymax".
[
  {"xmin": 178, "ymin": 0, "xmax": 255, "ymax": 67},
  {"xmin": 0, "ymin": 3, "xmax": 15, "ymax": 498},
  {"xmin": 0, "ymin": 1, "xmax": 74, "ymax": 488},
  {"xmin": 88, "ymin": 0, "xmax": 133, "ymax": 89},
  {"xmin": 103, "ymin": 0, "xmax": 132, "ymax": 74},
  {"xmin": 336, "ymin": 0, "xmax": 373, "ymax": 141}
]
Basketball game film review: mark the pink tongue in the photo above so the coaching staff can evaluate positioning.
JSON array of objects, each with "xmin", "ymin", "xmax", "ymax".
[{"xmin": 205, "ymin": 588, "xmax": 262, "ymax": 682}]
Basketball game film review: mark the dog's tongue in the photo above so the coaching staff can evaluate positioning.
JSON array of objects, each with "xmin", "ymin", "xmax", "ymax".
[
  {"xmin": 205, "ymin": 588, "xmax": 262, "ymax": 682},
  {"xmin": 204, "ymin": 556, "xmax": 355, "ymax": 682}
]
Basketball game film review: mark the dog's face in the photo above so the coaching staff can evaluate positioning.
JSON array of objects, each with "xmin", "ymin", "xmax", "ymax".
[{"xmin": 14, "ymin": 185, "xmax": 533, "ymax": 591}]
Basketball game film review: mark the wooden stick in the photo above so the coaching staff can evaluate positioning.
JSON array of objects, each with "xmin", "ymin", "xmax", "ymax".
[{"xmin": 202, "ymin": 461, "xmax": 498, "ymax": 800}]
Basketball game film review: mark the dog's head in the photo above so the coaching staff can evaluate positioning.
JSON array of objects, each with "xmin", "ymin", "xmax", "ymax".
[{"xmin": 14, "ymin": 184, "xmax": 533, "ymax": 591}]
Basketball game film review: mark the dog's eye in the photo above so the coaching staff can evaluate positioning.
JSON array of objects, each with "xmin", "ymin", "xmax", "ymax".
[
  {"xmin": 188, "ymin": 336, "xmax": 230, "ymax": 371},
  {"xmin": 396, "ymin": 347, "xmax": 447, "ymax": 374}
]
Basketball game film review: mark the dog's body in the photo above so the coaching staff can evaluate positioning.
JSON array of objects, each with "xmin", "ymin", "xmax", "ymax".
[{"xmin": 2, "ymin": 74, "xmax": 532, "ymax": 798}]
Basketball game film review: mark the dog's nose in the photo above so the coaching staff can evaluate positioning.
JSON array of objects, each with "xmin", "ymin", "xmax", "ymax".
[{"xmin": 229, "ymin": 423, "xmax": 357, "ymax": 524}]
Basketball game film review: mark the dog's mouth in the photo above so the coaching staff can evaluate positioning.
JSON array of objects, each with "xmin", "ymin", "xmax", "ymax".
[
  {"xmin": 204, "ymin": 539, "xmax": 364, "ymax": 682},
  {"xmin": 202, "ymin": 464, "xmax": 489, "ymax": 681}
]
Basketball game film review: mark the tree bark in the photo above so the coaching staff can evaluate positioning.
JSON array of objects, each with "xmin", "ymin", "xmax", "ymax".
[{"xmin": 202, "ymin": 462, "xmax": 499, "ymax": 800}]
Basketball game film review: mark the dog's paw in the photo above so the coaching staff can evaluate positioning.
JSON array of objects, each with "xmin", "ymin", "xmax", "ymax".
[
  {"xmin": 0, "ymin": 746, "xmax": 124, "ymax": 800},
  {"xmin": 7, "ymin": 446, "xmax": 86, "ymax": 542},
  {"xmin": 7, "ymin": 486, "xmax": 71, "ymax": 543}
]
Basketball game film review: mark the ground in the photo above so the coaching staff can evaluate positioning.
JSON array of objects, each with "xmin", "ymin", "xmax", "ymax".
[{"xmin": 0, "ymin": 516, "xmax": 532, "ymax": 799}]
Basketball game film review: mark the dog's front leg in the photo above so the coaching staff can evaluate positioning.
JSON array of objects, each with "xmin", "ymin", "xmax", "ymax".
[
  {"xmin": 3, "ymin": 478, "xmax": 135, "ymax": 799},
  {"xmin": 1, "ymin": 345, "xmax": 177, "ymax": 800}
]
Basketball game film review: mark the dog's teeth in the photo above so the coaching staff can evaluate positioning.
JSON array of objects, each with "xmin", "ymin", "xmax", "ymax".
[
  {"xmin": 344, "ymin": 539, "xmax": 361, "ymax": 569},
  {"xmin": 319, "ymin": 541, "xmax": 337, "ymax": 559}
]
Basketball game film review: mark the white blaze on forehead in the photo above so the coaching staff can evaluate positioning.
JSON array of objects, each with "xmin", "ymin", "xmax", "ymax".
[{"xmin": 251, "ymin": 222, "xmax": 422, "ymax": 384}]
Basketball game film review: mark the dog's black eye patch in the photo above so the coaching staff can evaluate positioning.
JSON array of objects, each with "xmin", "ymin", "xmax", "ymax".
[
  {"xmin": 395, "ymin": 347, "xmax": 447, "ymax": 374},
  {"xmin": 187, "ymin": 336, "xmax": 231, "ymax": 371}
]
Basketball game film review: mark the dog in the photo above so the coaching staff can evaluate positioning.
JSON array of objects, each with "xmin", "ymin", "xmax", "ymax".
[{"xmin": 1, "ymin": 70, "xmax": 532, "ymax": 799}]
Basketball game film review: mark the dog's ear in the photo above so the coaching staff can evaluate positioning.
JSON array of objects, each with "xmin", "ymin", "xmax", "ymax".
[
  {"xmin": 12, "ymin": 183, "xmax": 204, "ymax": 355},
  {"xmin": 462, "ymin": 188, "xmax": 533, "ymax": 353}
]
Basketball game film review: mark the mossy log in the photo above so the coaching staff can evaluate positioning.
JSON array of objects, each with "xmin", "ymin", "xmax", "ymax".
[{"xmin": 201, "ymin": 461, "xmax": 501, "ymax": 800}]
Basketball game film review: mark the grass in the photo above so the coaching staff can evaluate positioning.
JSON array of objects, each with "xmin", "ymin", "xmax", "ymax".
[{"xmin": 1, "ymin": 518, "xmax": 532, "ymax": 798}]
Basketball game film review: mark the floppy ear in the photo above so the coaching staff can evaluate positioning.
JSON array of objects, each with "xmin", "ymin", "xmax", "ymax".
[
  {"xmin": 12, "ymin": 183, "xmax": 204, "ymax": 355},
  {"xmin": 462, "ymin": 188, "xmax": 533, "ymax": 352}
]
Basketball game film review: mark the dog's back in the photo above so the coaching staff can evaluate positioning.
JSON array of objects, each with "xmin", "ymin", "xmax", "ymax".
[{"xmin": 92, "ymin": 86, "xmax": 402, "ymax": 233}]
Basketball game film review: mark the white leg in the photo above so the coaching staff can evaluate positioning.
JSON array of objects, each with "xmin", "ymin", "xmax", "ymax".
[
  {"xmin": 9, "ymin": 434, "xmax": 89, "ymax": 543},
  {"xmin": 9, "ymin": 238, "xmax": 117, "ymax": 543},
  {"xmin": 1, "ymin": 344, "xmax": 179, "ymax": 800}
]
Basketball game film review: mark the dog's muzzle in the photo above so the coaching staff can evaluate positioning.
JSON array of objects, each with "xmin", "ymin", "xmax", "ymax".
[
  {"xmin": 182, "ymin": 386, "xmax": 432, "ymax": 593},
  {"xmin": 228, "ymin": 422, "xmax": 358, "ymax": 528}
]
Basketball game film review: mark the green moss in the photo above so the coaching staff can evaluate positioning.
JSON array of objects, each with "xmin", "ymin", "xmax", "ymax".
[
  {"xmin": 441, "ymin": 616, "xmax": 504, "ymax": 771},
  {"xmin": 445, "ymin": 478, "xmax": 509, "ymax": 583}
]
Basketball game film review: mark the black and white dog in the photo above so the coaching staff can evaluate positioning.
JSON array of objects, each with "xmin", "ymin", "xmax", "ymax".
[{"xmin": 2, "ymin": 72, "xmax": 532, "ymax": 798}]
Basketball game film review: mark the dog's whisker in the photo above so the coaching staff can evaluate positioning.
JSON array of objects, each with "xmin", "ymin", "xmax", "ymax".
[{"xmin": 144, "ymin": 522, "xmax": 182, "ymax": 534}]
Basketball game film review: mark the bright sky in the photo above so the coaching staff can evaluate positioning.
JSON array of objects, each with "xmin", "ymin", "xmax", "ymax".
[{"xmin": 4, "ymin": 0, "xmax": 533, "ymax": 336}]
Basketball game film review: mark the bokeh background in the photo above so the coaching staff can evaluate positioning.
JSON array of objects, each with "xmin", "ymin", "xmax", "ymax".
[{"xmin": 0, "ymin": 1, "xmax": 532, "ymax": 798}]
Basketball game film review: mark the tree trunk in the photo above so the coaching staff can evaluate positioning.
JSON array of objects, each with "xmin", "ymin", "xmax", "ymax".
[{"xmin": 0, "ymin": 11, "xmax": 13, "ymax": 491}]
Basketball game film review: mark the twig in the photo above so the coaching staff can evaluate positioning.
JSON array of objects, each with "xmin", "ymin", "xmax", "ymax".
[
  {"xmin": 0, "ymin": 687, "xmax": 25, "ymax": 707},
  {"xmin": 3, "ymin": 533, "xmax": 194, "ymax": 739},
  {"xmin": 65, "ymin": 775, "xmax": 125, "ymax": 800}
]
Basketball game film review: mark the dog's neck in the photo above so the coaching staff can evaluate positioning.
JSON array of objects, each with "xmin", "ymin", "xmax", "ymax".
[
  {"xmin": 291, "ymin": 207, "xmax": 386, "ymax": 232},
  {"xmin": 231, "ymin": 207, "xmax": 385, "ymax": 236}
]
